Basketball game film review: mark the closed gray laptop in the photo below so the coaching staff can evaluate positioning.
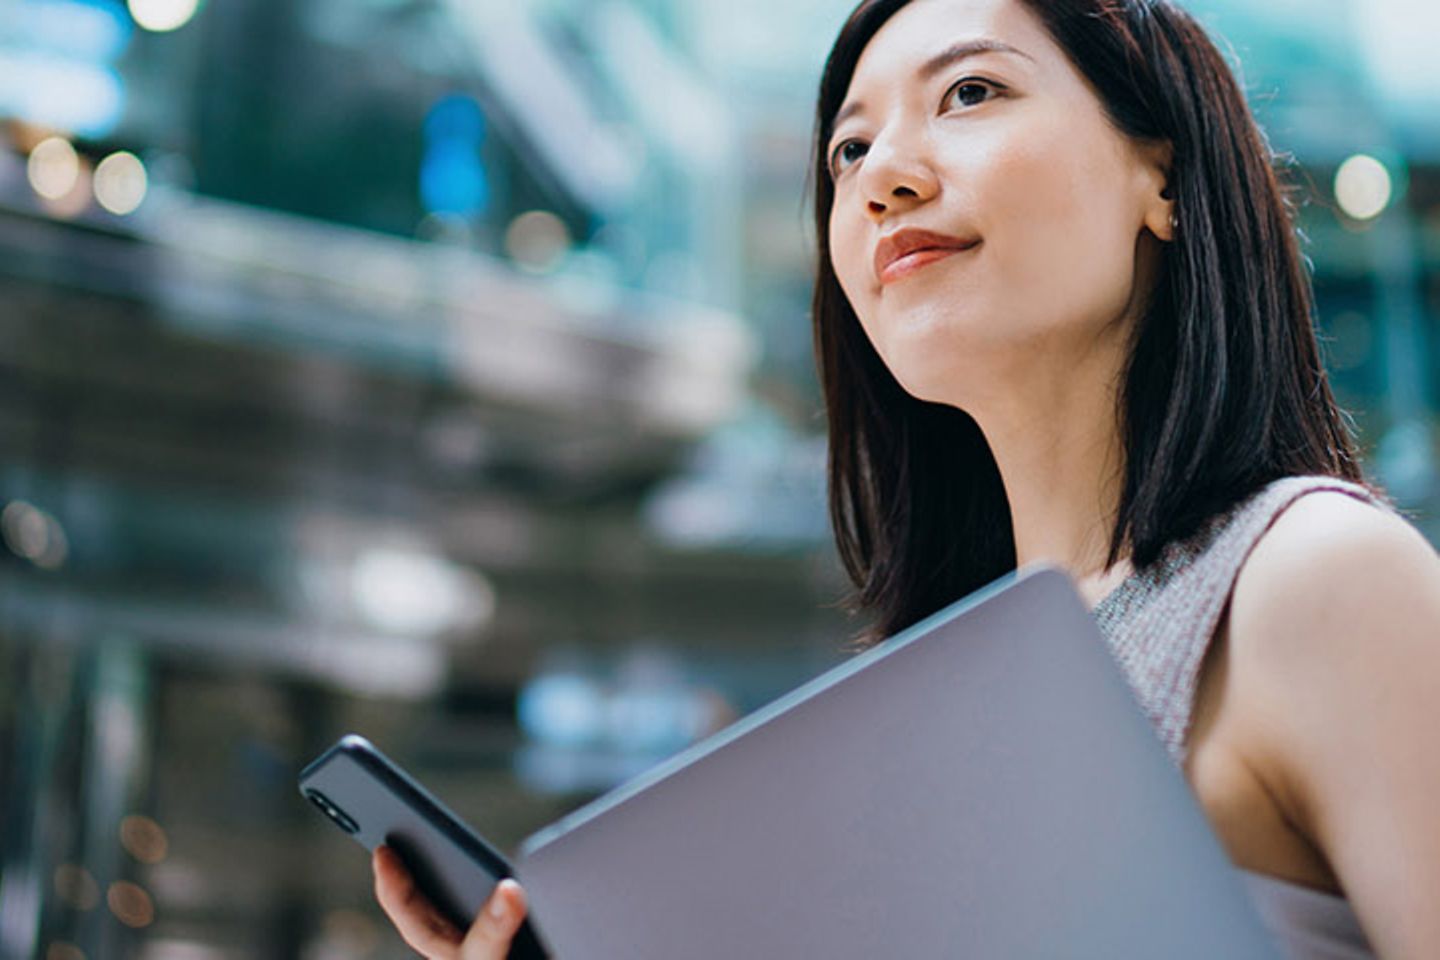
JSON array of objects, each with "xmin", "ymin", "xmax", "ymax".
[{"xmin": 515, "ymin": 566, "xmax": 1280, "ymax": 959}]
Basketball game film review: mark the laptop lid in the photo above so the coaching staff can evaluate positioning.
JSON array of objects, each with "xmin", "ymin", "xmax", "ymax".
[{"xmin": 515, "ymin": 566, "xmax": 1279, "ymax": 959}]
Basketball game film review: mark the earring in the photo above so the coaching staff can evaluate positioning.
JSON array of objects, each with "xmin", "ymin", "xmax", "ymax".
[{"xmin": 1169, "ymin": 212, "xmax": 1179, "ymax": 232}]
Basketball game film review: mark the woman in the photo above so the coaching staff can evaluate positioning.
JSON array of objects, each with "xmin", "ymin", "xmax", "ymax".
[{"xmin": 373, "ymin": 0, "xmax": 1440, "ymax": 956}]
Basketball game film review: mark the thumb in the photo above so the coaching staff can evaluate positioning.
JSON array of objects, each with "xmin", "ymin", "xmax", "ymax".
[{"xmin": 459, "ymin": 879, "xmax": 528, "ymax": 959}]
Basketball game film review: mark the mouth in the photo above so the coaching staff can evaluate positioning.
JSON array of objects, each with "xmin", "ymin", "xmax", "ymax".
[{"xmin": 874, "ymin": 230, "xmax": 983, "ymax": 286}]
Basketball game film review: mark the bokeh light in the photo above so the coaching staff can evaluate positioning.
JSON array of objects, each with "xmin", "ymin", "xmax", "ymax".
[
  {"xmin": 349, "ymin": 548, "xmax": 495, "ymax": 636},
  {"xmin": 120, "ymin": 815, "xmax": 170, "ymax": 864},
  {"xmin": 106, "ymin": 881, "xmax": 155, "ymax": 928},
  {"xmin": 504, "ymin": 210, "xmax": 571, "ymax": 273},
  {"xmin": 128, "ymin": 0, "xmax": 202, "ymax": 32},
  {"xmin": 26, "ymin": 137, "xmax": 80, "ymax": 201},
  {"xmin": 1, "ymin": 500, "xmax": 69, "ymax": 569},
  {"xmin": 53, "ymin": 864, "xmax": 100, "ymax": 911},
  {"xmin": 1335, "ymin": 154, "xmax": 1393, "ymax": 221},
  {"xmin": 94, "ymin": 151, "xmax": 149, "ymax": 215}
]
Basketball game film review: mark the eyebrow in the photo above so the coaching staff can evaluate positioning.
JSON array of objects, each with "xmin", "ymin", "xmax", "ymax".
[{"xmin": 831, "ymin": 39, "xmax": 1035, "ymax": 131}]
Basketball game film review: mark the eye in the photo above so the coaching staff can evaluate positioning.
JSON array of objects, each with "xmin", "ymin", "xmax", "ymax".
[
  {"xmin": 829, "ymin": 138, "xmax": 869, "ymax": 178},
  {"xmin": 944, "ymin": 78, "xmax": 1001, "ymax": 110}
]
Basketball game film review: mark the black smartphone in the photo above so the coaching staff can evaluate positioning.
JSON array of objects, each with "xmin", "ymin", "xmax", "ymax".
[{"xmin": 298, "ymin": 734, "xmax": 549, "ymax": 959}]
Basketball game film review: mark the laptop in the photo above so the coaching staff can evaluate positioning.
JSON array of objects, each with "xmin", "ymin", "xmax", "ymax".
[{"xmin": 511, "ymin": 565, "xmax": 1280, "ymax": 958}]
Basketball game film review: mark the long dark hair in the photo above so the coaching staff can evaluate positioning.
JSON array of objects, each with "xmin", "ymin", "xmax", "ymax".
[{"xmin": 812, "ymin": 0, "xmax": 1365, "ymax": 643}]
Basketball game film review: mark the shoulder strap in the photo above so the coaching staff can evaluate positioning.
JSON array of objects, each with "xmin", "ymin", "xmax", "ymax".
[{"xmin": 1100, "ymin": 476, "xmax": 1393, "ymax": 765}]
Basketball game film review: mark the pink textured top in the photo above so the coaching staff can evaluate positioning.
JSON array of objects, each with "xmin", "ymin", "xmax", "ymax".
[{"xmin": 1091, "ymin": 474, "xmax": 1391, "ymax": 960}]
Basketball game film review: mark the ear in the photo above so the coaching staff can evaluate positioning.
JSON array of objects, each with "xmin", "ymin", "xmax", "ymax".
[{"xmin": 1136, "ymin": 139, "xmax": 1176, "ymax": 242}]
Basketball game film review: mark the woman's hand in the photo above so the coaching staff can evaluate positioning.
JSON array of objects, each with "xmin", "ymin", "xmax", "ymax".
[{"xmin": 373, "ymin": 845, "xmax": 530, "ymax": 959}]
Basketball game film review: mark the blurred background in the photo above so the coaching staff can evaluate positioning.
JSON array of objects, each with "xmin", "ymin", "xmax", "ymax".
[{"xmin": 0, "ymin": 0, "xmax": 1435, "ymax": 957}]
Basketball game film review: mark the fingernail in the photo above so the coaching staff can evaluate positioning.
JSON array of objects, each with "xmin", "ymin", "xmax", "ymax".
[{"xmin": 488, "ymin": 890, "xmax": 509, "ymax": 923}]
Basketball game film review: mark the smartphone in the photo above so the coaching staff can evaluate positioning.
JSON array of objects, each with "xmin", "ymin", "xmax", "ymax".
[{"xmin": 298, "ymin": 734, "xmax": 549, "ymax": 959}]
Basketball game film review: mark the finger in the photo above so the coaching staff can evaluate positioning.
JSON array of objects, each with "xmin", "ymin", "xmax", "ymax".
[
  {"xmin": 458, "ymin": 879, "xmax": 529, "ymax": 960},
  {"xmin": 373, "ymin": 845, "xmax": 464, "ymax": 958}
]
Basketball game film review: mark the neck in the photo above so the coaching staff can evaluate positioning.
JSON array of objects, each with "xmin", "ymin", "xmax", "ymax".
[{"xmin": 962, "ymin": 339, "xmax": 1131, "ymax": 597}]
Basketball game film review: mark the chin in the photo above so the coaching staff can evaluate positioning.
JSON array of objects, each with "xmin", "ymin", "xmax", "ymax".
[
  {"xmin": 879, "ymin": 348, "xmax": 969, "ymax": 407},
  {"xmin": 872, "ymin": 320, "xmax": 994, "ymax": 407}
]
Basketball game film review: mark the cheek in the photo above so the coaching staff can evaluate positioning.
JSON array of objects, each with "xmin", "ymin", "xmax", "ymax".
[
  {"xmin": 828, "ymin": 206, "xmax": 873, "ymax": 311},
  {"xmin": 978, "ymin": 123, "xmax": 1145, "ymax": 332},
  {"xmin": 827, "ymin": 209, "xmax": 923, "ymax": 391}
]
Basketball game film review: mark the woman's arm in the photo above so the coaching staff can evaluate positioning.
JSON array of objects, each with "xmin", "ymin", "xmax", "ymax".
[{"xmin": 1227, "ymin": 491, "xmax": 1440, "ymax": 960}]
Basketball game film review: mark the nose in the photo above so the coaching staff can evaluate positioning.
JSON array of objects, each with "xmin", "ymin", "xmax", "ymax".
[{"xmin": 859, "ymin": 135, "xmax": 939, "ymax": 222}]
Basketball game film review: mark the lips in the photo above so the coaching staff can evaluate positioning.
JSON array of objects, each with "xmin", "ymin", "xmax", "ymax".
[{"xmin": 874, "ymin": 228, "xmax": 982, "ymax": 285}]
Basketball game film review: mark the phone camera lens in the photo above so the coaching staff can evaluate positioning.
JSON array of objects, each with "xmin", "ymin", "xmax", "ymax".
[{"xmin": 305, "ymin": 789, "xmax": 360, "ymax": 835}]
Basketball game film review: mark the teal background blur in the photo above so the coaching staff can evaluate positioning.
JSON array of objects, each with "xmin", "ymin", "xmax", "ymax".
[{"xmin": 0, "ymin": 1, "xmax": 1436, "ymax": 957}]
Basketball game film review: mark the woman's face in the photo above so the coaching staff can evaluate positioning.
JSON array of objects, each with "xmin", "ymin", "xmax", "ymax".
[{"xmin": 826, "ymin": 0, "xmax": 1173, "ymax": 406}]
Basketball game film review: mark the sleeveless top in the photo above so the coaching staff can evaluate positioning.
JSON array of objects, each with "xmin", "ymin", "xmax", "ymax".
[{"xmin": 1090, "ymin": 475, "xmax": 1390, "ymax": 960}]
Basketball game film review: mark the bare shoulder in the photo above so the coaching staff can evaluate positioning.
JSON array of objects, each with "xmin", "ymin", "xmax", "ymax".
[
  {"xmin": 1225, "ymin": 488, "xmax": 1440, "ymax": 711},
  {"xmin": 1222, "ymin": 489, "xmax": 1440, "ymax": 957},
  {"xmin": 1232, "ymin": 490, "xmax": 1437, "ymax": 630}
]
